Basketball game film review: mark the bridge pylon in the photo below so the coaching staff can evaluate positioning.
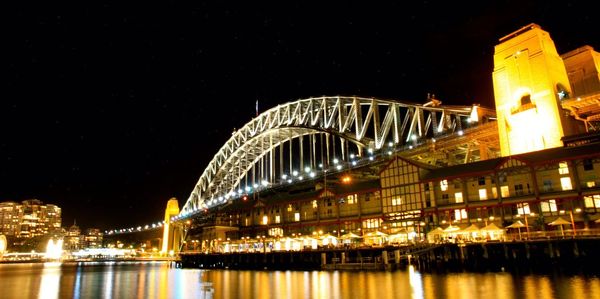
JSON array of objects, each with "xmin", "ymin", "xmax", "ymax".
[{"xmin": 161, "ymin": 197, "xmax": 181, "ymax": 256}]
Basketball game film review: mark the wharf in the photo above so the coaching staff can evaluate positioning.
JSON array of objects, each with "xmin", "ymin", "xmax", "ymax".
[{"xmin": 179, "ymin": 238, "xmax": 600, "ymax": 272}]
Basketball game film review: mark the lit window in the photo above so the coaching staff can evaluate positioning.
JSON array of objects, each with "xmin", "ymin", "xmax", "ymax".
[
  {"xmin": 541, "ymin": 199, "xmax": 558, "ymax": 212},
  {"xmin": 587, "ymin": 181, "xmax": 596, "ymax": 188},
  {"xmin": 560, "ymin": 177, "xmax": 573, "ymax": 191},
  {"xmin": 312, "ymin": 200, "xmax": 318, "ymax": 209},
  {"xmin": 454, "ymin": 209, "xmax": 468, "ymax": 220},
  {"xmin": 585, "ymin": 196, "xmax": 594, "ymax": 208},
  {"xmin": 294, "ymin": 213, "xmax": 300, "ymax": 222},
  {"xmin": 492, "ymin": 187, "xmax": 498, "ymax": 199},
  {"xmin": 584, "ymin": 195, "xmax": 600, "ymax": 208},
  {"xmin": 262, "ymin": 216, "xmax": 268, "ymax": 225},
  {"xmin": 275, "ymin": 215, "xmax": 280, "ymax": 224},
  {"xmin": 391, "ymin": 198, "xmax": 401, "ymax": 206},
  {"xmin": 440, "ymin": 180, "xmax": 448, "ymax": 191},
  {"xmin": 559, "ymin": 162, "xmax": 569, "ymax": 174},
  {"xmin": 347, "ymin": 194, "xmax": 356, "ymax": 204},
  {"xmin": 501, "ymin": 186, "xmax": 510, "ymax": 197},
  {"xmin": 287, "ymin": 204, "xmax": 293, "ymax": 212},
  {"xmin": 517, "ymin": 203, "xmax": 530, "ymax": 215},
  {"xmin": 479, "ymin": 189, "xmax": 488, "ymax": 200},
  {"xmin": 454, "ymin": 192, "xmax": 463, "ymax": 203}
]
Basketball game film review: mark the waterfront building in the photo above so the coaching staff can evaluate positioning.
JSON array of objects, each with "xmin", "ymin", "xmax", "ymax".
[
  {"xmin": 83, "ymin": 228, "xmax": 104, "ymax": 248},
  {"xmin": 0, "ymin": 199, "xmax": 61, "ymax": 238}
]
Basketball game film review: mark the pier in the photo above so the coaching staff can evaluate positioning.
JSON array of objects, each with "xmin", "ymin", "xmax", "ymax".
[{"xmin": 179, "ymin": 238, "xmax": 600, "ymax": 273}]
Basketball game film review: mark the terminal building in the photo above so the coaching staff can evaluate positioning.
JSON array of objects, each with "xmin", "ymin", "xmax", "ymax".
[{"xmin": 179, "ymin": 24, "xmax": 600, "ymax": 251}]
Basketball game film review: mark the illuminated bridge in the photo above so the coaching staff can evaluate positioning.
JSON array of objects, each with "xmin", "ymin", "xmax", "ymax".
[{"xmin": 176, "ymin": 96, "xmax": 497, "ymax": 220}]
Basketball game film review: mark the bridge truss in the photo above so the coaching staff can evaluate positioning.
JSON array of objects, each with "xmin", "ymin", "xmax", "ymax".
[{"xmin": 179, "ymin": 96, "xmax": 496, "ymax": 217}]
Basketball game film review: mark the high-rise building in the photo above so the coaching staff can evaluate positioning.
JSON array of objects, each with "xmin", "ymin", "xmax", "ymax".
[
  {"xmin": 0, "ymin": 199, "xmax": 61, "ymax": 238},
  {"xmin": 84, "ymin": 228, "xmax": 104, "ymax": 248}
]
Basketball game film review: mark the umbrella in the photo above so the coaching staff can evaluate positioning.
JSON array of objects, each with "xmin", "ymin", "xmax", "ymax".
[
  {"xmin": 481, "ymin": 223, "xmax": 504, "ymax": 231},
  {"xmin": 481, "ymin": 223, "xmax": 504, "ymax": 240},
  {"xmin": 427, "ymin": 227, "xmax": 445, "ymax": 236},
  {"xmin": 339, "ymin": 232, "xmax": 361, "ymax": 240},
  {"xmin": 549, "ymin": 217, "xmax": 571, "ymax": 237},
  {"xmin": 462, "ymin": 224, "xmax": 480, "ymax": 232},
  {"xmin": 443, "ymin": 225, "xmax": 460, "ymax": 232},
  {"xmin": 367, "ymin": 231, "xmax": 388, "ymax": 237},
  {"xmin": 507, "ymin": 220, "xmax": 528, "ymax": 239}
]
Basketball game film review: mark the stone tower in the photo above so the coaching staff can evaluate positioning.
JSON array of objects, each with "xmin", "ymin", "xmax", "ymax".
[
  {"xmin": 492, "ymin": 23, "xmax": 581, "ymax": 156},
  {"xmin": 161, "ymin": 197, "xmax": 181, "ymax": 255}
]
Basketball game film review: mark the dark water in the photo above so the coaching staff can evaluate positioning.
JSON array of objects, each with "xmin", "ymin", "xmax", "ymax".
[{"xmin": 1, "ymin": 262, "xmax": 600, "ymax": 299}]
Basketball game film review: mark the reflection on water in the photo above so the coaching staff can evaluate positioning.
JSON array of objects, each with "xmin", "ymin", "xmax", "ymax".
[{"xmin": 1, "ymin": 262, "xmax": 600, "ymax": 299}]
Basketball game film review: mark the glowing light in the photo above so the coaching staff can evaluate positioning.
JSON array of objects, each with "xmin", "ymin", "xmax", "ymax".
[
  {"xmin": 352, "ymin": 161, "xmax": 357, "ymax": 166},
  {"xmin": 457, "ymin": 130, "xmax": 464, "ymax": 136},
  {"xmin": 349, "ymin": 154, "xmax": 355, "ymax": 159},
  {"xmin": 261, "ymin": 180, "xmax": 269, "ymax": 186},
  {"xmin": 287, "ymin": 179, "xmax": 292, "ymax": 183},
  {"xmin": 253, "ymin": 183, "xmax": 259, "ymax": 188},
  {"xmin": 388, "ymin": 142, "xmax": 394, "ymax": 147},
  {"xmin": 298, "ymin": 176, "xmax": 303, "ymax": 180},
  {"xmin": 281, "ymin": 174, "xmax": 288, "ymax": 180},
  {"xmin": 411, "ymin": 135, "xmax": 417, "ymax": 141},
  {"xmin": 304, "ymin": 166, "xmax": 311, "ymax": 173},
  {"xmin": 368, "ymin": 148, "xmax": 374, "ymax": 154},
  {"xmin": 333, "ymin": 158, "xmax": 339, "ymax": 164},
  {"xmin": 292, "ymin": 170, "xmax": 299, "ymax": 176},
  {"xmin": 336, "ymin": 165, "xmax": 342, "ymax": 170},
  {"xmin": 369, "ymin": 156, "xmax": 374, "ymax": 161},
  {"xmin": 469, "ymin": 105, "xmax": 479, "ymax": 123},
  {"xmin": 245, "ymin": 186, "xmax": 252, "ymax": 192},
  {"xmin": 45, "ymin": 239, "xmax": 63, "ymax": 260},
  {"xmin": 342, "ymin": 176, "xmax": 351, "ymax": 184},
  {"xmin": 0, "ymin": 235, "xmax": 6, "ymax": 254},
  {"xmin": 309, "ymin": 172, "xmax": 316, "ymax": 178}
]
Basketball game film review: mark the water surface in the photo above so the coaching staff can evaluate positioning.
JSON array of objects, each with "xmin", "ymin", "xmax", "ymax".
[{"xmin": 1, "ymin": 262, "xmax": 599, "ymax": 299}]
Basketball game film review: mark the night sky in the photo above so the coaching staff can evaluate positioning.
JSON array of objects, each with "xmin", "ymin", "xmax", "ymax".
[{"xmin": 3, "ymin": 2, "xmax": 598, "ymax": 230}]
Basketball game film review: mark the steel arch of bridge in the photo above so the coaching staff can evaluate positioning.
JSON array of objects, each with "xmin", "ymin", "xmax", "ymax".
[{"xmin": 180, "ymin": 96, "xmax": 478, "ymax": 216}]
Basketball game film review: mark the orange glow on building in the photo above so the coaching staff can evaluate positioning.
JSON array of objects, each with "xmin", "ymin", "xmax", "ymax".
[
  {"xmin": 161, "ymin": 198, "xmax": 180, "ymax": 255},
  {"xmin": 492, "ymin": 24, "xmax": 583, "ymax": 156}
]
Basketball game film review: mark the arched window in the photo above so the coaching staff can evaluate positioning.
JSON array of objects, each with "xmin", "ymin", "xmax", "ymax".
[{"xmin": 520, "ymin": 94, "xmax": 531, "ymax": 106}]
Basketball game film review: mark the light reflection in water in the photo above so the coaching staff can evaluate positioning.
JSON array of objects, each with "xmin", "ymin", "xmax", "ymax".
[
  {"xmin": 1, "ymin": 262, "xmax": 600, "ymax": 299},
  {"xmin": 409, "ymin": 265, "xmax": 424, "ymax": 299},
  {"xmin": 38, "ymin": 262, "xmax": 61, "ymax": 299}
]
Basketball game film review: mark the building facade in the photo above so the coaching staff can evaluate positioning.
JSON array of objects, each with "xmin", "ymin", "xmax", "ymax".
[{"xmin": 0, "ymin": 199, "xmax": 61, "ymax": 238}]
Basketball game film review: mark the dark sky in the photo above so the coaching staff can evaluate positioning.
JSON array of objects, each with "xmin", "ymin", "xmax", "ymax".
[{"xmin": 3, "ymin": 2, "xmax": 598, "ymax": 230}]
